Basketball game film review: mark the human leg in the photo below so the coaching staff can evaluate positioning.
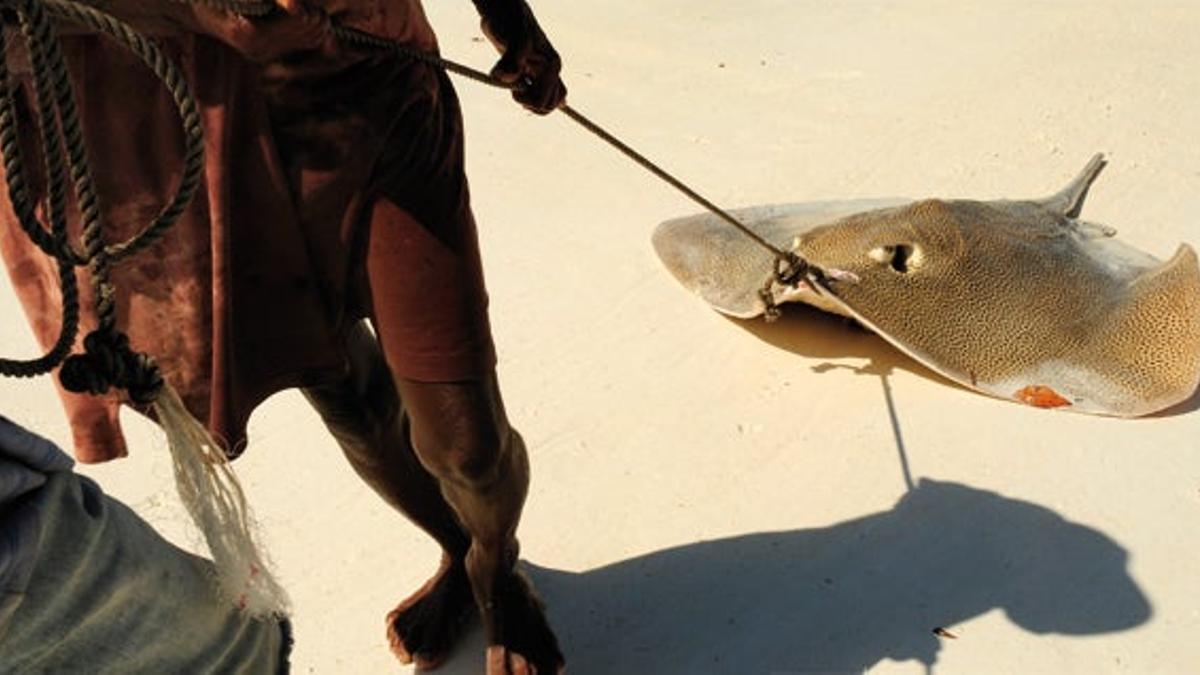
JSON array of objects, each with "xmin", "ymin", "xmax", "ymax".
[
  {"xmin": 364, "ymin": 196, "xmax": 562, "ymax": 674},
  {"xmin": 395, "ymin": 376, "xmax": 562, "ymax": 675},
  {"xmin": 301, "ymin": 322, "xmax": 470, "ymax": 556},
  {"xmin": 300, "ymin": 322, "xmax": 476, "ymax": 668}
]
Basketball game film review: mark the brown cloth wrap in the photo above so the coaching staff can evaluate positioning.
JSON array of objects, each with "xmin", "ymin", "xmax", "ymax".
[{"xmin": 0, "ymin": 4, "xmax": 496, "ymax": 462}]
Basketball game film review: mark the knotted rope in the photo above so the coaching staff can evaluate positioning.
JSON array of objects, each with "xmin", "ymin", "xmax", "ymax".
[
  {"xmin": 0, "ymin": 0, "xmax": 286, "ymax": 617},
  {"xmin": 0, "ymin": 0, "xmax": 206, "ymax": 383}
]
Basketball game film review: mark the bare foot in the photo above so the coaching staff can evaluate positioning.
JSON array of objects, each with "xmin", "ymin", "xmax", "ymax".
[
  {"xmin": 387, "ymin": 556, "xmax": 476, "ymax": 670},
  {"xmin": 484, "ymin": 571, "xmax": 564, "ymax": 675},
  {"xmin": 487, "ymin": 646, "xmax": 537, "ymax": 675}
]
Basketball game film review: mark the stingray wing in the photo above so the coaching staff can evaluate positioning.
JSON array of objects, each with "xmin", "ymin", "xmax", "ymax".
[
  {"xmin": 652, "ymin": 199, "xmax": 910, "ymax": 318},
  {"xmin": 789, "ymin": 219, "xmax": 1200, "ymax": 418},
  {"xmin": 652, "ymin": 195, "xmax": 1200, "ymax": 417}
]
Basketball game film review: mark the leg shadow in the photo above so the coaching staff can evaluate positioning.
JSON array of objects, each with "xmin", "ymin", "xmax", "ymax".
[{"xmin": 517, "ymin": 479, "xmax": 1150, "ymax": 674}]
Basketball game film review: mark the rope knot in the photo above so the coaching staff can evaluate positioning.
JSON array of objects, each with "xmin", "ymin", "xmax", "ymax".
[
  {"xmin": 758, "ymin": 251, "xmax": 827, "ymax": 322},
  {"xmin": 59, "ymin": 328, "xmax": 163, "ymax": 404},
  {"xmin": 773, "ymin": 251, "xmax": 812, "ymax": 287}
]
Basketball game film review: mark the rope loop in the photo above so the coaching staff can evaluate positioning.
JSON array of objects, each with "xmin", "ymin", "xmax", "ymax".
[
  {"xmin": 0, "ymin": 0, "xmax": 200, "ymax": 390},
  {"xmin": 758, "ymin": 251, "xmax": 831, "ymax": 323},
  {"xmin": 774, "ymin": 250, "xmax": 813, "ymax": 288}
]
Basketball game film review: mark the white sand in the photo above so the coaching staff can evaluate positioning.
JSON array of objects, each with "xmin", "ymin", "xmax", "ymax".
[{"xmin": 3, "ymin": 2, "xmax": 1199, "ymax": 673}]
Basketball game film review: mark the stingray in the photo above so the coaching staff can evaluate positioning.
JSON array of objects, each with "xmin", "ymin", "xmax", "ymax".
[{"xmin": 652, "ymin": 155, "xmax": 1200, "ymax": 416}]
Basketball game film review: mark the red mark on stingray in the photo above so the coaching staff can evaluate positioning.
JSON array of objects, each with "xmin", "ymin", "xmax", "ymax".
[{"xmin": 1015, "ymin": 385, "xmax": 1072, "ymax": 408}]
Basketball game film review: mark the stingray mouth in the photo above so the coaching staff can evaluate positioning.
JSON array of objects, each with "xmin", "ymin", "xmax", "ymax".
[
  {"xmin": 771, "ymin": 277, "xmax": 818, "ymax": 303},
  {"xmin": 772, "ymin": 261, "xmax": 859, "ymax": 304},
  {"xmin": 823, "ymin": 267, "xmax": 862, "ymax": 284},
  {"xmin": 787, "ymin": 236, "xmax": 862, "ymax": 291},
  {"xmin": 788, "ymin": 245, "xmax": 861, "ymax": 290}
]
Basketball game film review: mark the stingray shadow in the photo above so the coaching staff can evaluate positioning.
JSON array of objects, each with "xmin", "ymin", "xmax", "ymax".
[
  {"xmin": 732, "ymin": 304, "xmax": 1200, "ymax": 418},
  {"xmin": 533, "ymin": 479, "xmax": 1149, "ymax": 674},
  {"xmin": 435, "ymin": 479, "xmax": 1150, "ymax": 674},
  {"xmin": 727, "ymin": 304, "xmax": 952, "ymax": 389}
]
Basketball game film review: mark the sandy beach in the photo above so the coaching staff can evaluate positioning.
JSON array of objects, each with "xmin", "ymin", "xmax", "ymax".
[{"xmin": 2, "ymin": 1, "xmax": 1198, "ymax": 673}]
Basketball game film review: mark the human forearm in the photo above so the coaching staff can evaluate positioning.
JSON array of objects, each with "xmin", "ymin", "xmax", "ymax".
[{"xmin": 469, "ymin": 0, "xmax": 531, "ymax": 40}]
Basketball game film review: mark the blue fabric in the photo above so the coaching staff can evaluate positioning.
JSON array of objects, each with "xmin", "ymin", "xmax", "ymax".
[
  {"xmin": 0, "ymin": 416, "xmax": 287, "ymax": 673},
  {"xmin": 0, "ymin": 416, "xmax": 73, "ymax": 620}
]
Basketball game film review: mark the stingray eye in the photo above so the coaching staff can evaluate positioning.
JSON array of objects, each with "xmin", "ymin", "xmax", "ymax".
[{"xmin": 869, "ymin": 244, "xmax": 919, "ymax": 273}]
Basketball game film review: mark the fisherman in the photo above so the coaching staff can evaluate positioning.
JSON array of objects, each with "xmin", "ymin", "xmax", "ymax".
[{"xmin": 0, "ymin": 0, "xmax": 566, "ymax": 671}]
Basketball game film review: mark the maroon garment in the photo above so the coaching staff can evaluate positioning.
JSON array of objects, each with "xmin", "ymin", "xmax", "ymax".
[{"xmin": 0, "ymin": 7, "xmax": 495, "ymax": 462}]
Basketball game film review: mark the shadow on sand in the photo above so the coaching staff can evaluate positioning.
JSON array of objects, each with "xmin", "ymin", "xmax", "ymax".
[
  {"xmin": 437, "ymin": 479, "xmax": 1150, "ymax": 674},
  {"xmin": 733, "ymin": 303, "xmax": 1199, "ymax": 418},
  {"xmin": 728, "ymin": 302, "xmax": 953, "ymax": 389},
  {"xmin": 431, "ymin": 308, "xmax": 1154, "ymax": 674}
]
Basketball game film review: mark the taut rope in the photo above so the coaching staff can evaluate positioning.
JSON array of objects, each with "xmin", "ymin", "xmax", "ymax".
[
  {"xmin": 203, "ymin": 0, "xmax": 832, "ymax": 318},
  {"xmin": 329, "ymin": 8, "xmax": 828, "ymax": 316}
]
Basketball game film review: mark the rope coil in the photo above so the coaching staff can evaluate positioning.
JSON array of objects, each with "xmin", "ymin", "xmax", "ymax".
[
  {"xmin": 0, "ymin": 0, "xmax": 205, "ymax": 381},
  {"xmin": 0, "ymin": 0, "xmax": 287, "ymax": 617}
]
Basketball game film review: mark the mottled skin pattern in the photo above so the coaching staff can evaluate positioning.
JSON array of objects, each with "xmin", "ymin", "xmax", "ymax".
[
  {"xmin": 795, "ymin": 198, "xmax": 1199, "ymax": 414},
  {"xmin": 653, "ymin": 156, "xmax": 1200, "ymax": 416},
  {"xmin": 1078, "ymin": 242, "xmax": 1199, "ymax": 412}
]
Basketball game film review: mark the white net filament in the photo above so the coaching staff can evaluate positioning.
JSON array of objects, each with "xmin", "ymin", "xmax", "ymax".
[{"xmin": 154, "ymin": 384, "xmax": 289, "ymax": 618}]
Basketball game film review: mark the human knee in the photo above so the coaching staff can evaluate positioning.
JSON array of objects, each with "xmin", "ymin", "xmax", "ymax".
[
  {"xmin": 302, "ymin": 376, "xmax": 400, "ymax": 460},
  {"xmin": 416, "ymin": 418, "xmax": 512, "ymax": 488},
  {"xmin": 303, "ymin": 326, "xmax": 401, "ymax": 441}
]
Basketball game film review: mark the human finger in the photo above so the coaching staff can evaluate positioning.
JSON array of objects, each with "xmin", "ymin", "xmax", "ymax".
[
  {"xmin": 533, "ymin": 76, "xmax": 566, "ymax": 114},
  {"xmin": 513, "ymin": 68, "xmax": 565, "ymax": 115},
  {"xmin": 508, "ymin": 650, "xmax": 533, "ymax": 675},
  {"xmin": 486, "ymin": 646, "xmax": 508, "ymax": 675}
]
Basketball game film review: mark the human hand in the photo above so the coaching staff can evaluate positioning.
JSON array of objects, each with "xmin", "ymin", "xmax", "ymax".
[
  {"xmin": 479, "ymin": 1, "xmax": 566, "ymax": 114},
  {"xmin": 191, "ymin": 0, "xmax": 339, "ymax": 65}
]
